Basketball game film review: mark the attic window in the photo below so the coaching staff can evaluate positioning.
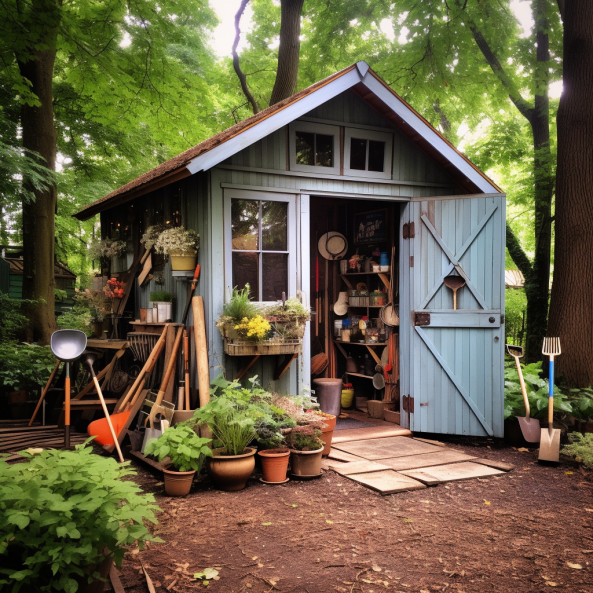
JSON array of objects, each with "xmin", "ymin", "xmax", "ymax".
[
  {"xmin": 289, "ymin": 121, "xmax": 340, "ymax": 175},
  {"xmin": 344, "ymin": 128, "xmax": 393, "ymax": 179}
]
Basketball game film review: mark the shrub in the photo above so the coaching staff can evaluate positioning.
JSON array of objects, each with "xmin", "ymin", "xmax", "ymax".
[
  {"xmin": 144, "ymin": 425, "xmax": 212, "ymax": 472},
  {"xmin": 505, "ymin": 288, "xmax": 527, "ymax": 346},
  {"xmin": 0, "ymin": 443, "xmax": 160, "ymax": 592},
  {"xmin": 561, "ymin": 433, "xmax": 593, "ymax": 469},
  {"xmin": 0, "ymin": 294, "xmax": 30, "ymax": 342},
  {"xmin": 0, "ymin": 342, "xmax": 57, "ymax": 393},
  {"xmin": 57, "ymin": 308, "xmax": 94, "ymax": 336}
]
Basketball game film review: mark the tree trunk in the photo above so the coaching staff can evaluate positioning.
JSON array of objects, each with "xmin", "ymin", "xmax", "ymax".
[
  {"xmin": 18, "ymin": 45, "xmax": 58, "ymax": 344},
  {"xmin": 269, "ymin": 0, "xmax": 305, "ymax": 105},
  {"xmin": 548, "ymin": 1, "xmax": 593, "ymax": 386}
]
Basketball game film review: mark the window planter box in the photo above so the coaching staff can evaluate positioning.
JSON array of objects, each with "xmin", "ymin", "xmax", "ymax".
[{"xmin": 223, "ymin": 338, "xmax": 302, "ymax": 356}]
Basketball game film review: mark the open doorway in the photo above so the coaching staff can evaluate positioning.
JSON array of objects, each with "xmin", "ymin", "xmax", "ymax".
[{"xmin": 309, "ymin": 196, "xmax": 401, "ymax": 417}]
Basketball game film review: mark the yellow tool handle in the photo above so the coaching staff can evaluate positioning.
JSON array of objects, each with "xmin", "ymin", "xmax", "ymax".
[{"xmin": 93, "ymin": 376, "xmax": 125, "ymax": 463}]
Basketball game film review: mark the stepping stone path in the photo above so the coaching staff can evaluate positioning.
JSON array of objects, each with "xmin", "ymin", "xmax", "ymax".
[{"xmin": 328, "ymin": 436, "xmax": 512, "ymax": 495}]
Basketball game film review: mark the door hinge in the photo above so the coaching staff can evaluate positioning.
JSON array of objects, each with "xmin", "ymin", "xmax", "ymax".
[
  {"xmin": 402, "ymin": 222, "xmax": 415, "ymax": 239},
  {"xmin": 501, "ymin": 314, "xmax": 505, "ymax": 324},
  {"xmin": 414, "ymin": 311, "xmax": 431, "ymax": 326},
  {"xmin": 403, "ymin": 395, "xmax": 415, "ymax": 413}
]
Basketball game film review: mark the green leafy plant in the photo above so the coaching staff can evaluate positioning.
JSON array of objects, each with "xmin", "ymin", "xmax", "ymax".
[
  {"xmin": 264, "ymin": 297, "xmax": 311, "ymax": 324},
  {"xmin": 0, "ymin": 443, "xmax": 161, "ymax": 592},
  {"xmin": 144, "ymin": 424, "xmax": 212, "ymax": 472},
  {"xmin": 0, "ymin": 294, "xmax": 30, "ymax": 342},
  {"xmin": 286, "ymin": 425, "xmax": 324, "ymax": 452},
  {"xmin": 221, "ymin": 285, "xmax": 257, "ymax": 322},
  {"xmin": 561, "ymin": 433, "xmax": 593, "ymax": 469},
  {"xmin": 0, "ymin": 343, "xmax": 57, "ymax": 393},
  {"xmin": 149, "ymin": 291, "xmax": 175, "ymax": 303},
  {"xmin": 57, "ymin": 308, "xmax": 94, "ymax": 336}
]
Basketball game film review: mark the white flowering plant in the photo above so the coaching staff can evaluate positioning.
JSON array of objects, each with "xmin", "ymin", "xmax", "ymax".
[{"xmin": 151, "ymin": 226, "xmax": 200, "ymax": 256}]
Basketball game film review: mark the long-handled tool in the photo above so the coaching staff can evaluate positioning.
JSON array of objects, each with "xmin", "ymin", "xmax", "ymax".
[
  {"xmin": 444, "ymin": 274, "xmax": 466, "ymax": 310},
  {"xmin": 182, "ymin": 264, "xmax": 201, "ymax": 323},
  {"xmin": 506, "ymin": 344, "xmax": 540, "ymax": 443},
  {"xmin": 539, "ymin": 337, "xmax": 562, "ymax": 463},
  {"xmin": 29, "ymin": 360, "xmax": 60, "ymax": 426},
  {"xmin": 183, "ymin": 329, "xmax": 190, "ymax": 410},
  {"xmin": 50, "ymin": 330, "xmax": 87, "ymax": 449},
  {"xmin": 85, "ymin": 354, "xmax": 125, "ymax": 463}
]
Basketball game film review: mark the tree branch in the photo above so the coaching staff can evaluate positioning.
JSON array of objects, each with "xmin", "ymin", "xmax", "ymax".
[
  {"xmin": 453, "ymin": 0, "xmax": 535, "ymax": 122},
  {"xmin": 232, "ymin": 0, "xmax": 259, "ymax": 115},
  {"xmin": 506, "ymin": 223, "xmax": 533, "ymax": 280}
]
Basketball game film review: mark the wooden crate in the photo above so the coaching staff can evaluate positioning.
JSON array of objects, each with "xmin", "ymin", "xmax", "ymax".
[{"xmin": 223, "ymin": 338, "xmax": 302, "ymax": 356}]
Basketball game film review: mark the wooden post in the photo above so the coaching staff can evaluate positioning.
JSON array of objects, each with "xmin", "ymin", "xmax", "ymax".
[{"xmin": 192, "ymin": 296, "xmax": 210, "ymax": 408}]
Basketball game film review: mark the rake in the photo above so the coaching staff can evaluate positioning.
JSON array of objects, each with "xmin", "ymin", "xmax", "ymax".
[{"xmin": 539, "ymin": 337, "xmax": 561, "ymax": 463}]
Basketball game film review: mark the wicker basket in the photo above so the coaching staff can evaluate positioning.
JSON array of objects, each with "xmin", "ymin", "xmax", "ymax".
[{"xmin": 223, "ymin": 338, "xmax": 302, "ymax": 356}]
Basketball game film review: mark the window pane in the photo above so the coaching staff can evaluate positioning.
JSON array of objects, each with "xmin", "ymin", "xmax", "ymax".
[
  {"xmin": 262, "ymin": 253, "xmax": 288, "ymax": 301},
  {"xmin": 231, "ymin": 199, "xmax": 259, "ymax": 250},
  {"xmin": 368, "ymin": 140, "xmax": 386, "ymax": 172},
  {"xmin": 232, "ymin": 252, "xmax": 259, "ymax": 301},
  {"xmin": 315, "ymin": 134, "xmax": 334, "ymax": 167},
  {"xmin": 350, "ymin": 138, "xmax": 367, "ymax": 170},
  {"xmin": 262, "ymin": 201, "xmax": 287, "ymax": 251},
  {"xmin": 295, "ymin": 132, "xmax": 315, "ymax": 165}
]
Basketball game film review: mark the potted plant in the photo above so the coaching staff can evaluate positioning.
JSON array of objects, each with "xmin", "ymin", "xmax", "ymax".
[
  {"xmin": 0, "ymin": 443, "xmax": 160, "ymax": 592},
  {"xmin": 310, "ymin": 409, "xmax": 337, "ymax": 456},
  {"xmin": 286, "ymin": 426, "xmax": 325, "ymax": 477},
  {"xmin": 88, "ymin": 237, "xmax": 128, "ymax": 262},
  {"xmin": 144, "ymin": 424, "xmax": 212, "ymax": 496},
  {"xmin": 255, "ymin": 416, "xmax": 295, "ymax": 484},
  {"xmin": 151, "ymin": 226, "xmax": 200, "ymax": 271},
  {"xmin": 191, "ymin": 376, "xmax": 273, "ymax": 491},
  {"xmin": 216, "ymin": 285, "xmax": 257, "ymax": 340},
  {"xmin": 149, "ymin": 291, "xmax": 175, "ymax": 322},
  {"xmin": 264, "ymin": 297, "xmax": 311, "ymax": 340}
]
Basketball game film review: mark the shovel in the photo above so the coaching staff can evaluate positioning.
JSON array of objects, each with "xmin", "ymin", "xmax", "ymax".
[
  {"xmin": 444, "ymin": 274, "xmax": 466, "ymax": 310},
  {"xmin": 506, "ymin": 344, "xmax": 540, "ymax": 443},
  {"xmin": 539, "ymin": 337, "xmax": 562, "ymax": 463}
]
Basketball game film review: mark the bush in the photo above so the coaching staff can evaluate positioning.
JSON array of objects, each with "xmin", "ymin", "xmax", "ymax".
[
  {"xmin": 0, "ymin": 294, "xmax": 30, "ymax": 342},
  {"xmin": 0, "ymin": 342, "xmax": 57, "ymax": 393},
  {"xmin": 505, "ymin": 288, "xmax": 526, "ymax": 346},
  {"xmin": 56, "ymin": 308, "xmax": 94, "ymax": 336},
  {"xmin": 561, "ymin": 433, "xmax": 593, "ymax": 469},
  {"xmin": 0, "ymin": 443, "xmax": 160, "ymax": 592}
]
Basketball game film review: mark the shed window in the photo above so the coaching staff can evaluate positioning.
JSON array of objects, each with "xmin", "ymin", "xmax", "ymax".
[
  {"xmin": 230, "ymin": 198, "xmax": 289, "ymax": 301},
  {"xmin": 344, "ymin": 128, "xmax": 392, "ymax": 179},
  {"xmin": 289, "ymin": 121, "xmax": 340, "ymax": 175}
]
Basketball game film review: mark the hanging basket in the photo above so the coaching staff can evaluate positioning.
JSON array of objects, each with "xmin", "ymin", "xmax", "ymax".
[{"xmin": 223, "ymin": 338, "xmax": 302, "ymax": 356}]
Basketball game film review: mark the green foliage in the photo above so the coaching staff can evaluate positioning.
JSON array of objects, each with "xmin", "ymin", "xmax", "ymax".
[
  {"xmin": 149, "ymin": 291, "xmax": 175, "ymax": 303},
  {"xmin": 504, "ymin": 360, "xmax": 593, "ymax": 421},
  {"xmin": 561, "ymin": 433, "xmax": 593, "ymax": 469},
  {"xmin": 56, "ymin": 309, "xmax": 94, "ymax": 337},
  {"xmin": 0, "ymin": 294, "xmax": 29, "ymax": 342},
  {"xmin": 0, "ymin": 342, "xmax": 56, "ymax": 393},
  {"xmin": 505, "ymin": 289, "xmax": 527, "ymax": 345},
  {"xmin": 286, "ymin": 426, "xmax": 324, "ymax": 452},
  {"xmin": 0, "ymin": 443, "xmax": 161, "ymax": 592},
  {"xmin": 144, "ymin": 425, "xmax": 212, "ymax": 473},
  {"xmin": 222, "ymin": 286, "xmax": 257, "ymax": 322}
]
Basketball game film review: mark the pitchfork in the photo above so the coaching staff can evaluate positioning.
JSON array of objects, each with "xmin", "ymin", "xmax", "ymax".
[{"xmin": 539, "ymin": 337, "xmax": 562, "ymax": 463}]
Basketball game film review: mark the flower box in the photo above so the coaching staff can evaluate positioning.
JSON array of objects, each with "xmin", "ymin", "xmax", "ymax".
[{"xmin": 223, "ymin": 338, "xmax": 302, "ymax": 356}]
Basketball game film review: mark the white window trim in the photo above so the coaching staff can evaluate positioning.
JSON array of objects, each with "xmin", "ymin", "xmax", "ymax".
[
  {"xmin": 288, "ymin": 121, "xmax": 340, "ymax": 175},
  {"xmin": 344, "ymin": 127, "xmax": 393, "ymax": 180},
  {"xmin": 223, "ymin": 188, "xmax": 297, "ymax": 305}
]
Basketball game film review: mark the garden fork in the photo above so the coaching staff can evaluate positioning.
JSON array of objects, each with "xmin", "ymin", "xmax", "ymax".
[{"xmin": 539, "ymin": 337, "xmax": 561, "ymax": 463}]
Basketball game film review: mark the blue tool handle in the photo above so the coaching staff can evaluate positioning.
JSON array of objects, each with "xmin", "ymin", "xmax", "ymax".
[{"xmin": 549, "ymin": 359, "xmax": 554, "ymax": 398}]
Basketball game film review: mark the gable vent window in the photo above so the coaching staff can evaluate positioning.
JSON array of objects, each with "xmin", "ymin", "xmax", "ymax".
[
  {"xmin": 289, "ymin": 121, "xmax": 339, "ymax": 175},
  {"xmin": 344, "ymin": 128, "xmax": 392, "ymax": 179}
]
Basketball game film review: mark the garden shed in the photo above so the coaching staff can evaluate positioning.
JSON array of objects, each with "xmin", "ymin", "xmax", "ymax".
[{"xmin": 75, "ymin": 61, "xmax": 506, "ymax": 438}]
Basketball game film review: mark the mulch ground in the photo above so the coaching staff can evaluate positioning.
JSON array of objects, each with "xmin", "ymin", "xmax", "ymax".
[{"xmin": 115, "ymin": 439, "xmax": 593, "ymax": 593}]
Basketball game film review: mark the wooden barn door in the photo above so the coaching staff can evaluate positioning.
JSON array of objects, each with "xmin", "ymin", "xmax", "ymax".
[{"xmin": 399, "ymin": 194, "xmax": 506, "ymax": 437}]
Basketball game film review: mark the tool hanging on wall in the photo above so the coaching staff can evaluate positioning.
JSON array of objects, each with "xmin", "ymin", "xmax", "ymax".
[{"xmin": 444, "ymin": 273, "xmax": 466, "ymax": 310}]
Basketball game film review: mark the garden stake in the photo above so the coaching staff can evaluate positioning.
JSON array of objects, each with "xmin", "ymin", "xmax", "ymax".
[
  {"xmin": 539, "ymin": 337, "xmax": 562, "ymax": 463},
  {"xmin": 506, "ymin": 344, "xmax": 540, "ymax": 443},
  {"xmin": 28, "ymin": 360, "xmax": 60, "ymax": 426},
  {"xmin": 85, "ymin": 354, "xmax": 125, "ymax": 463}
]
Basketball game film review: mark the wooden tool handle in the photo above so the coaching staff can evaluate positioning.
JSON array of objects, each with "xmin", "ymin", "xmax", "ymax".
[
  {"xmin": 64, "ymin": 376, "xmax": 71, "ymax": 426},
  {"xmin": 116, "ymin": 324, "xmax": 169, "ymax": 412},
  {"xmin": 183, "ymin": 331, "xmax": 190, "ymax": 411},
  {"xmin": 93, "ymin": 376, "xmax": 124, "ymax": 463},
  {"xmin": 158, "ymin": 327, "xmax": 184, "ymax": 395},
  {"xmin": 192, "ymin": 296, "xmax": 210, "ymax": 408},
  {"xmin": 29, "ymin": 360, "xmax": 60, "ymax": 426}
]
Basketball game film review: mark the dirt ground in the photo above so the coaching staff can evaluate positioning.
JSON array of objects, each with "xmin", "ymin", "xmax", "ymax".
[{"xmin": 115, "ymin": 440, "xmax": 593, "ymax": 593}]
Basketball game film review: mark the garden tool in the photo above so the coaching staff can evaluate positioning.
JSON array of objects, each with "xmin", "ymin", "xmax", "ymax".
[
  {"xmin": 183, "ymin": 329, "xmax": 190, "ymax": 410},
  {"xmin": 539, "ymin": 337, "xmax": 562, "ymax": 463},
  {"xmin": 506, "ymin": 344, "xmax": 540, "ymax": 443},
  {"xmin": 50, "ymin": 329, "xmax": 87, "ymax": 449},
  {"xmin": 181, "ymin": 264, "xmax": 201, "ymax": 324},
  {"xmin": 444, "ymin": 274, "xmax": 466, "ymax": 310},
  {"xmin": 84, "ymin": 353, "xmax": 125, "ymax": 463},
  {"xmin": 29, "ymin": 360, "xmax": 60, "ymax": 426}
]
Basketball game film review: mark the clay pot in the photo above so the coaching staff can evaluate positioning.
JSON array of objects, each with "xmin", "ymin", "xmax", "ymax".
[
  {"xmin": 163, "ymin": 468, "xmax": 195, "ymax": 496},
  {"xmin": 258, "ymin": 448, "xmax": 290, "ymax": 482},
  {"xmin": 290, "ymin": 447, "xmax": 323, "ymax": 477},
  {"xmin": 313, "ymin": 378, "xmax": 342, "ymax": 417},
  {"xmin": 76, "ymin": 555, "xmax": 114, "ymax": 593},
  {"xmin": 172, "ymin": 410, "xmax": 195, "ymax": 425},
  {"xmin": 317, "ymin": 413, "xmax": 336, "ymax": 456},
  {"xmin": 207, "ymin": 447, "xmax": 256, "ymax": 491}
]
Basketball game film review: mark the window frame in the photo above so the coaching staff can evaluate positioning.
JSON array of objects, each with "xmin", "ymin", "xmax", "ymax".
[
  {"xmin": 343, "ymin": 127, "xmax": 393, "ymax": 179},
  {"xmin": 224, "ymin": 189, "xmax": 297, "ymax": 305},
  {"xmin": 288, "ymin": 121, "xmax": 340, "ymax": 175}
]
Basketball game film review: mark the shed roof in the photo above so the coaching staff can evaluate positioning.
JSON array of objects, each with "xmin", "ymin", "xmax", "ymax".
[
  {"xmin": 4, "ymin": 257, "xmax": 76, "ymax": 279},
  {"xmin": 74, "ymin": 61, "xmax": 501, "ymax": 221}
]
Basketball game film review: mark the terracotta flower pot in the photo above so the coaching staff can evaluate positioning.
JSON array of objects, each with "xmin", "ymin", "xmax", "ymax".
[
  {"xmin": 207, "ymin": 447, "xmax": 256, "ymax": 491},
  {"xmin": 163, "ymin": 468, "xmax": 196, "ymax": 496},
  {"xmin": 289, "ymin": 447, "xmax": 323, "ymax": 477},
  {"xmin": 258, "ymin": 448, "xmax": 290, "ymax": 482},
  {"xmin": 316, "ymin": 413, "xmax": 336, "ymax": 456}
]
